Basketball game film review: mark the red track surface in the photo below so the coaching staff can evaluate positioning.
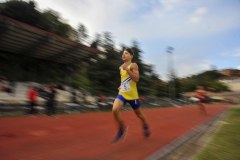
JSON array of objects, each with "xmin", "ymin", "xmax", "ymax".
[{"xmin": 0, "ymin": 104, "xmax": 229, "ymax": 160}]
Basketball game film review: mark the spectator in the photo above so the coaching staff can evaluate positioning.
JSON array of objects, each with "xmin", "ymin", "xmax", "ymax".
[
  {"xmin": 27, "ymin": 85, "xmax": 38, "ymax": 114},
  {"xmin": 46, "ymin": 84, "xmax": 57, "ymax": 116},
  {"xmin": 98, "ymin": 95, "xmax": 106, "ymax": 102},
  {"xmin": 71, "ymin": 88, "xmax": 78, "ymax": 103}
]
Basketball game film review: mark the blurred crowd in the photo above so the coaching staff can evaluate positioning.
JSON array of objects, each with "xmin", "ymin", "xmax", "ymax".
[
  {"xmin": 1, "ymin": 76, "xmax": 238, "ymax": 117},
  {"xmin": 0, "ymin": 76, "xmax": 104, "ymax": 115}
]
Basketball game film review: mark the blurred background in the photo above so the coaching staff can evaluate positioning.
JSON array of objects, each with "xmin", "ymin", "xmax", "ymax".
[{"xmin": 0, "ymin": 0, "xmax": 240, "ymax": 116}]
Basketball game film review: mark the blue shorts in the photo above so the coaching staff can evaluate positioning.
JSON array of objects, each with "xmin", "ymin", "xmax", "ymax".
[{"xmin": 116, "ymin": 95, "xmax": 141, "ymax": 110}]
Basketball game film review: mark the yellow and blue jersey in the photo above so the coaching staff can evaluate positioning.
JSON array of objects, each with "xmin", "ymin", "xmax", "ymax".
[{"xmin": 118, "ymin": 63, "xmax": 139, "ymax": 100}]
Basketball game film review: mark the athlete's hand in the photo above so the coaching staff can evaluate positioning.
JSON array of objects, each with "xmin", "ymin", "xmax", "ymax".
[{"xmin": 122, "ymin": 64, "xmax": 129, "ymax": 71}]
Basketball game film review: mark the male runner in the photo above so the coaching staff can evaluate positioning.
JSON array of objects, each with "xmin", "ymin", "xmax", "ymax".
[{"xmin": 112, "ymin": 48, "xmax": 150, "ymax": 142}]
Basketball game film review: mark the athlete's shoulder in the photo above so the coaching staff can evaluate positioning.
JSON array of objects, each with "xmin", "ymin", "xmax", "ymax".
[{"xmin": 130, "ymin": 63, "xmax": 138, "ymax": 68}]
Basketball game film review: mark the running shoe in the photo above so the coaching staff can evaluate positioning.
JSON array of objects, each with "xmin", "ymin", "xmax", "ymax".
[
  {"xmin": 143, "ymin": 124, "xmax": 151, "ymax": 138},
  {"xmin": 112, "ymin": 126, "xmax": 127, "ymax": 143}
]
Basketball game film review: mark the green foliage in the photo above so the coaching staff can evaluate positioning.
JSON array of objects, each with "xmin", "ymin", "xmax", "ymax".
[
  {"xmin": 0, "ymin": 0, "xmax": 48, "ymax": 29},
  {"xmin": 90, "ymin": 33, "xmax": 101, "ymax": 48},
  {"xmin": 131, "ymin": 40, "xmax": 154, "ymax": 95},
  {"xmin": 72, "ymin": 74, "xmax": 92, "ymax": 92},
  {"xmin": 0, "ymin": 53, "xmax": 74, "ymax": 83},
  {"xmin": 0, "ymin": 1, "xmax": 166, "ymax": 97},
  {"xmin": 102, "ymin": 32, "xmax": 114, "ymax": 50},
  {"xmin": 87, "ymin": 36, "xmax": 166, "ymax": 97},
  {"xmin": 180, "ymin": 70, "xmax": 229, "ymax": 92},
  {"xmin": 78, "ymin": 23, "xmax": 88, "ymax": 42},
  {"xmin": 208, "ymin": 80, "xmax": 229, "ymax": 92},
  {"xmin": 42, "ymin": 9, "xmax": 74, "ymax": 38},
  {"xmin": 88, "ymin": 48, "xmax": 121, "ymax": 95},
  {"xmin": 0, "ymin": 0, "xmax": 77, "ymax": 38},
  {"xmin": 180, "ymin": 78, "xmax": 196, "ymax": 91},
  {"xmin": 1, "ymin": 0, "xmax": 229, "ymax": 97},
  {"xmin": 174, "ymin": 78, "xmax": 182, "ymax": 98},
  {"xmin": 150, "ymin": 74, "xmax": 168, "ymax": 97}
]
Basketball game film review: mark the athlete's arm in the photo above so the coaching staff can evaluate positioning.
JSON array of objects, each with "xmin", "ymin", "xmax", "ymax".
[{"xmin": 126, "ymin": 63, "xmax": 139, "ymax": 82}]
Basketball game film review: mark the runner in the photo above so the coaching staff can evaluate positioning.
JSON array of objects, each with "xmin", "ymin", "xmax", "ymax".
[
  {"xmin": 195, "ymin": 85, "xmax": 208, "ymax": 115},
  {"xmin": 112, "ymin": 48, "xmax": 150, "ymax": 142}
]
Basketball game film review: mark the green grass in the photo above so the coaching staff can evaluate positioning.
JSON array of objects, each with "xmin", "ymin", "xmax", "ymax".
[{"xmin": 194, "ymin": 106, "xmax": 240, "ymax": 160}]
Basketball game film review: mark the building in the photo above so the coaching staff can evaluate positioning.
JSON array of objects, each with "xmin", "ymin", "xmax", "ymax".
[
  {"xmin": 219, "ymin": 69, "xmax": 240, "ymax": 92},
  {"xmin": 220, "ymin": 69, "xmax": 240, "ymax": 78}
]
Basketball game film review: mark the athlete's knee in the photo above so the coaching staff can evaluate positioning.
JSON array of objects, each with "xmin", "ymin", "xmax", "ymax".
[
  {"xmin": 112, "ymin": 107, "xmax": 119, "ymax": 114},
  {"xmin": 138, "ymin": 114, "xmax": 145, "ymax": 120},
  {"xmin": 134, "ymin": 110, "xmax": 143, "ymax": 117}
]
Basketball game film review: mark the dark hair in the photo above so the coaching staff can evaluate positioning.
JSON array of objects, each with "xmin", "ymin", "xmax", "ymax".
[{"xmin": 125, "ymin": 48, "xmax": 134, "ymax": 56}]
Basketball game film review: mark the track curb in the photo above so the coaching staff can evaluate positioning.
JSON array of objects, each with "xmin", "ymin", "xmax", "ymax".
[{"xmin": 146, "ymin": 110, "xmax": 228, "ymax": 160}]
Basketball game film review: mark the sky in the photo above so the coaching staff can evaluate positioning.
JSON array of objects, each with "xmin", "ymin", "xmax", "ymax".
[{"xmin": 2, "ymin": 0, "xmax": 240, "ymax": 80}]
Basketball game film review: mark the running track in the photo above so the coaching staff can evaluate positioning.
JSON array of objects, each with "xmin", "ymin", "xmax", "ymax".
[{"xmin": 0, "ymin": 104, "xmax": 229, "ymax": 160}]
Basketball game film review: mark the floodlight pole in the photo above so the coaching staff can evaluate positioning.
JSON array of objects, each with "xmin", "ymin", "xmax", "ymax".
[{"xmin": 167, "ymin": 46, "xmax": 176, "ymax": 100}]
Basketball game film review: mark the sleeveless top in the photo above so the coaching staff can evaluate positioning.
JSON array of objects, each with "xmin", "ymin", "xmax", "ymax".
[
  {"xmin": 118, "ymin": 63, "xmax": 139, "ymax": 100},
  {"xmin": 196, "ymin": 89, "xmax": 206, "ymax": 98}
]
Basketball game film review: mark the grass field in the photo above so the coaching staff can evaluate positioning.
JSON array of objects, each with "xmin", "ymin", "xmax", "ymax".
[{"xmin": 194, "ymin": 106, "xmax": 240, "ymax": 160}]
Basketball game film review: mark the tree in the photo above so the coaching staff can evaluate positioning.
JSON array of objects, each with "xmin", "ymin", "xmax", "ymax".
[
  {"xmin": 0, "ymin": 0, "xmax": 48, "ymax": 30},
  {"xmin": 0, "ymin": 1, "xmax": 75, "ymax": 38},
  {"xmin": 180, "ymin": 70, "xmax": 229, "ymax": 92},
  {"xmin": 150, "ymin": 73, "xmax": 168, "ymax": 97},
  {"xmin": 72, "ymin": 73, "xmax": 92, "ymax": 91},
  {"xmin": 42, "ymin": 9, "xmax": 73, "ymax": 38},
  {"xmin": 0, "ymin": 1, "xmax": 169, "ymax": 97},
  {"xmin": 90, "ymin": 33, "xmax": 101, "ymax": 49},
  {"xmin": 130, "ymin": 40, "xmax": 153, "ymax": 95},
  {"xmin": 68, "ymin": 27, "xmax": 80, "ymax": 42},
  {"xmin": 78, "ymin": 23, "xmax": 88, "ymax": 43},
  {"xmin": 87, "ymin": 32, "xmax": 121, "ymax": 95},
  {"xmin": 103, "ymin": 32, "xmax": 114, "ymax": 50}
]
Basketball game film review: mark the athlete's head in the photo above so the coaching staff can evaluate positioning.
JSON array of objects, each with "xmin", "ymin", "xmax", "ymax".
[{"xmin": 122, "ymin": 48, "xmax": 134, "ymax": 62}]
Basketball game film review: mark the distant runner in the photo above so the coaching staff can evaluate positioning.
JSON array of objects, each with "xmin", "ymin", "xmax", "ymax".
[{"xmin": 195, "ymin": 85, "xmax": 208, "ymax": 115}]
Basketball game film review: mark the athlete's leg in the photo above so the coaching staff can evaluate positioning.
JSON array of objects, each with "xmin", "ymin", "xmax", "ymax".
[
  {"xmin": 134, "ymin": 109, "xmax": 151, "ymax": 138},
  {"xmin": 112, "ymin": 97, "xmax": 126, "ymax": 142},
  {"xmin": 195, "ymin": 97, "xmax": 207, "ymax": 115},
  {"xmin": 128, "ymin": 98, "xmax": 151, "ymax": 138},
  {"xmin": 134, "ymin": 109, "xmax": 147, "ymax": 125},
  {"xmin": 128, "ymin": 99, "xmax": 147, "ymax": 125},
  {"xmin": 198, "ymin": 102, "xmax": 207, "ymax": 115},
  {"xmin": 112, "ymin": 98, "xmax": 125, "ymax": 127}
]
